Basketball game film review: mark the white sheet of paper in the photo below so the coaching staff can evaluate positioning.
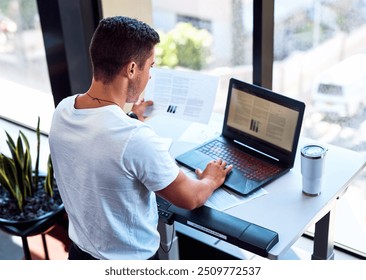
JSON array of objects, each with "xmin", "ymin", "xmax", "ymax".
[
  {"xmin": 180, "ymin": 167, "xmax": 267, "ymax": 211},
  {"xmin": 205, "ymin": 187, "xmax": 268, "ymax": 211},
  {"xmin": 144, "ymin": 67, "xmax": 219, "ymax": 124},
  {"xmin": 178, "ymin": 122, "xmax": 221, "ymax": 144}
]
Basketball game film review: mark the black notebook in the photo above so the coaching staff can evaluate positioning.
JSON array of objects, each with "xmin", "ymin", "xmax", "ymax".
[{"xmin": 176, "ymin": 78, "xmax": 305, "ymax": 196}]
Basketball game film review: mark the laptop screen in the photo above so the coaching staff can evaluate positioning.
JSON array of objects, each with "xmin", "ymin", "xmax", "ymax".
[
  {"xmin": 227, "ymin": 88, "xmax": 299, "ymax": 152},
  {"xmin": 223, "ymin": 78, "xmax": 305, "ymax": 165}
]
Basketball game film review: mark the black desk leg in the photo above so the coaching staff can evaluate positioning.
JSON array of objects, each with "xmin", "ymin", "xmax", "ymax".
[
  {"xmin": 312, "ymin": 209, "xmax": 335, "ymax": 260},
  {"xmin": 21, "ymin": 237, "xmax": 32, "ymax": 260}
]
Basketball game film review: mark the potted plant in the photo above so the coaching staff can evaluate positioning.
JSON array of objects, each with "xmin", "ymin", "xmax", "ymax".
[{"xmin": 0, "ymin": 117, "xmax": 64, "ymax": 259}]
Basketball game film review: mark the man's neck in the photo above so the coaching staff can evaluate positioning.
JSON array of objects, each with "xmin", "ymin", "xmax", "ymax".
[{"xmin": 75, "ymin": 79, "xmax": 127, "ymax": 109}]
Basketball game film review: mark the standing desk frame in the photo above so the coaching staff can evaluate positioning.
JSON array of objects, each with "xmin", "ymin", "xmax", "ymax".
[{"xmin": 148, "ymin": 115, "xmax": 366, "ymax": 260}]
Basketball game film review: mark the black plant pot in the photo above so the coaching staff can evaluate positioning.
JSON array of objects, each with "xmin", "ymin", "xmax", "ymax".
[
  {"xmin": 0, "ymin": 204, "xmax": 65, "ymax": 259},
  {"xmin": 0, "ymin": 177, "xmax": 65, "ymax": 259},
  {"xmin": 0, "ymin": 203, "xmax": 65, "ymax": 234}
]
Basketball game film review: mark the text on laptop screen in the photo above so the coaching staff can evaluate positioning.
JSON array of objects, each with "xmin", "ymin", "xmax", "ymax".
[{"xmin": 227, "ymin": 88, "xmax": 300, "ymax": 152}]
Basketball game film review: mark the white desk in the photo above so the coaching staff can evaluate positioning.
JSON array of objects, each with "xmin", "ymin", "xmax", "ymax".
[{"xmin": 147, "ymin": 115, "xmax": 366, "ymax": 260}]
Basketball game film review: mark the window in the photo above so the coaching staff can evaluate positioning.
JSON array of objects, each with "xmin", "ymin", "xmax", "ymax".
[
  {"xmin": 273, "ymin": 0, "xmax": 366, "ymax": 256},
  {"xmin": 2, "ymin": 0, "xmax": 363, "ymax": 258},
  {"xmin": 151, "ymin": 0, "xmax": 253, "ymax": 114},
  {"xmin": 0, "ymin": 0, "xmax": 53, "ymax": 132},
  {"xmin": 177, "ymin": 15, "xmax": 212, "ymax": 32},
  {"xmin": 151, "ymin": 0, "xmax": 366, "ymax": 257}
]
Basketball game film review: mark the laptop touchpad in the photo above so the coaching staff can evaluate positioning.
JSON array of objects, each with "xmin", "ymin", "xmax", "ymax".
[{"xmin": 176, "ymin": 150, "xmax": 212, "ymax": 171}]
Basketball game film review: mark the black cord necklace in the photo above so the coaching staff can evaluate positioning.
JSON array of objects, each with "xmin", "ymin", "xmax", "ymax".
[{"xmin": 86, "ymin": 92, "xmax": 120, "ymax": 107}]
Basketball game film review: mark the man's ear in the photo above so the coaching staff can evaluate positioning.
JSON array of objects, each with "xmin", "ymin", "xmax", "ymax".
[{"xmin": 127, "ymin": 61, "xmax": 136, "ymax": 79}]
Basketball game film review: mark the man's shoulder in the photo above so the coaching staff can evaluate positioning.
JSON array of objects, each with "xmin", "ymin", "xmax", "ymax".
[
  {"xmin": 55, "ymin": 95, "xmax": 77, "ymax": 110},
  {"xmin": 129, "ymin": 121, "xmax": 155, "ymax": 138}
]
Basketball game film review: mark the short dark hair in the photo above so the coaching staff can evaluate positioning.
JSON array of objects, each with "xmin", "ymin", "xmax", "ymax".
[{"xmin": 90, "ymin": 16, "xmax": 160, "ymax": 84}]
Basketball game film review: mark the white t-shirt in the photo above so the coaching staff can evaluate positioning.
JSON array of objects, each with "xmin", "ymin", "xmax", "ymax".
[{"xmin": 49, "ymin": 95, "xmax": 180, "ymax": 259}]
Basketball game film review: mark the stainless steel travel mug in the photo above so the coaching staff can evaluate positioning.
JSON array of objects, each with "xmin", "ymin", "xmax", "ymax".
[{"xmin": 301, "ymin": 144, "xmax": 327, "ymax": 196}]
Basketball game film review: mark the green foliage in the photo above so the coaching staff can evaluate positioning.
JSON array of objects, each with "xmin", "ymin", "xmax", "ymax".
[
  {"xmin": 156, "ymin": 23, "xmax": 212, "ymax": 70},
  {"xmin": 0, "ymin": 117, "xmax": 55, "ymax": 211}
]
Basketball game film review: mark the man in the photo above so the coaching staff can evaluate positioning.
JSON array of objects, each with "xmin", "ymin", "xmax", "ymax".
[{"xmin": 49, "ymin": 16, "xmax": 232, "ymax": 260}]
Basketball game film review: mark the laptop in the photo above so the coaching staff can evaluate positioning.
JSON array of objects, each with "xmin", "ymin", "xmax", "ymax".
[{"xmin": 175, "ymin": 78, "xmax": 305, "ymax": 196}]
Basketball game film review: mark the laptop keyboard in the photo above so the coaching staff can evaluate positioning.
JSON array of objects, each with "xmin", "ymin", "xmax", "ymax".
[{"xmin": 198, "ymin": 140, "xmax": 281, "ymax": 181}]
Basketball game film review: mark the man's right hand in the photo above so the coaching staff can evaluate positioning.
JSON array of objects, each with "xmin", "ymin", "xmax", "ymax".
[
  {"xmin": 156, "ymin": 159, "xmax": 233, "ymax": 210},
  {"xmin": 195, "ymin": 159, "xmax": 233, "ymax": 189}
]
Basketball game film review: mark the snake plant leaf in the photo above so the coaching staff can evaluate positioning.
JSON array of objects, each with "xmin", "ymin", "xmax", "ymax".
[
  {"xmin": 16, "ymin": 135, "xmax": 25, "ymax": 168},
  {"xmin": 20, "ymin": 131, "xmax": 32, "ymax": 194},
  {"xmin": 0, "ymin": 155, "xmax": 18, "ymax": 200},
  {"xmin": 5, "ymin": 131, "xmax": 15, "ymax": 150},
  {"xmin": 0, "ymin": 118, "xmax": 54, "ymax": 212},
  {"xmin": 44, "ymin": 154, "xmax": 54, "ymax": 197},
  {"xmin": 5, "ymin": 138, "xmax": 24, "ymax": 197},
  {"xmin": 20, "ymin": 132, "xmax": 33, "ymax": 177},
  {"xmin": 0, "ymin": 169, "xmax": 13, "ymax": 195},
  {"xmin": 23, "ymin": 148, "xmax": 33, "ymax": 196},
  {"xmin": 6, "ymin": 139, "xmax": 17, "ymax": 165},
  {"xmin": 19, "ymin": 131, "xmax": 30, "ymax": 150},
  {"xmin": 34, "ymin": 116, "xmax": 40, "ymax": 189},
  {"xmin": 13, "ymin": 184, "xmax": 23, "ymax": 210}
]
